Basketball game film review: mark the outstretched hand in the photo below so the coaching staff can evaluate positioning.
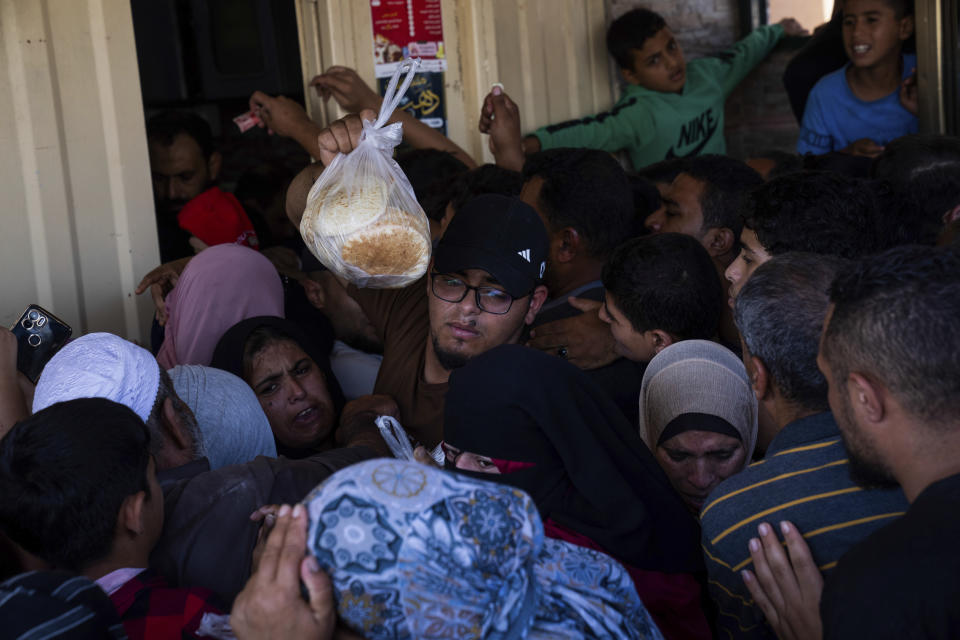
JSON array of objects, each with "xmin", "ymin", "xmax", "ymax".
[
  {"xmin": 742, "ymin": 521, "xmax": 823, "ymax": 640},
  {"xmin": 311, "ymin": 67, "xmax": 383, "ymax": 114},
  {"xmin": 899, "ymin": 68, "xmax": 918, "ymax": 116},
  {"xmin": 526, "ymin": 298, "xmax": 618, "ymax": 370},
  {"xmin": 249, "ymin": 92, "xmax": 315, "ymax": 138},
  {"xmin": 134, "ymin": 257, "xmax": 192, "ymax": 326},
  {"xmin": 231, "ymin": 504, "xmax": 336, "ymax": 640},
  {"xmin": 478, "ymin": 86, "xmax": 525, "ymax": 171},
  {"xmin": 842, "ymin": 138, "xmax": 884, "ymax": 158},
  {"xmin": 778, "ymin": 18, "xmax": 809, "ymax": 37}
]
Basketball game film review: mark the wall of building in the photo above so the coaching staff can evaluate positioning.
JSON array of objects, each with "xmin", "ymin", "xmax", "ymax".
[
  {"xmin": 0, "ymin": 0, "xmax": 158, "ymax": 341},
  {"xmin": 296, "ymin": 0, "xmax": 615, "ymax": 165}
]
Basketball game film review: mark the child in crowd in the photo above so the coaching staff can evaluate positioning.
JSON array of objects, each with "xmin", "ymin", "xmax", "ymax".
[
  {"xmin": 797, "ymin": 0, "xmax": 917, "ymax": 156},
  {"xmin": 0, "ymin": 399, "xmax": 224, "ymax": 639},
  {"xmin": 519, "ymin": 8, "xmax": 806, "ymax": 170}
]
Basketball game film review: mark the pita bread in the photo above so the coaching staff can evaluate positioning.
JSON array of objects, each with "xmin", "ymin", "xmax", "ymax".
[
  {"xmin": 341, "ymin": 220, "xmax": 430, "ymax": 277},
  {"xmin": 305, "ymin": 177, "xmax": 390, "ymax": 237}
]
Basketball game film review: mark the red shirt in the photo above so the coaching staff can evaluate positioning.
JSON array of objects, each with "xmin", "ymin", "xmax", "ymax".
[{"xmin": 109, "ymin": 569, "xmax": 224, "ymax": 639}]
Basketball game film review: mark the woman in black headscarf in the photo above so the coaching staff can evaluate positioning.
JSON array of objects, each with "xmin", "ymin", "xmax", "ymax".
[
  {"xmin": 211, "ymin": 316, "xmax": 345, "ymax": 459},
  {"xmin": 443, "ymin": 344, "xmax": 709, "ymax": 640}
]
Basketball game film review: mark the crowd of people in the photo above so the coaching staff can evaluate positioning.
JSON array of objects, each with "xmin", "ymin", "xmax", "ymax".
[{"xmin": 2, "ymin": 1, "xmax": 959, "ymax": 638}]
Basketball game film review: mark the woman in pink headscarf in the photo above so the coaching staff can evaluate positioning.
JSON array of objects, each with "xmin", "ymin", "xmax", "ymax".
[{"xmin": 157, "ymin": 244, "xmax": 284, "ymax": 368}]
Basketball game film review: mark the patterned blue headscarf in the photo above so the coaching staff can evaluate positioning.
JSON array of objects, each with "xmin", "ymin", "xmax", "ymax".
[{"xmin": 304, "ymin": 459, "xmax": 663, "ymax": 640}]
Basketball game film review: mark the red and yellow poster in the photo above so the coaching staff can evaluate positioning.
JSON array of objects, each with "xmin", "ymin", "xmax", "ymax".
[
  {"xmin": 370, "ymin": 0, "xmax": 446, "ymax": 78},
  {"xmin": 371, "ymin": 0, "xmax": 447, "ymax": 133}
]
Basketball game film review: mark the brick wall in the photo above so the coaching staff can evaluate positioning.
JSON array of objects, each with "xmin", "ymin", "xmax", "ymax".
[{"xmin": 608, "ymin": 0, "xmax": 803, "ymax": 159}]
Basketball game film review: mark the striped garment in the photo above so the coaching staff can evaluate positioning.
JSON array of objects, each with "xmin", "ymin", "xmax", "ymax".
[
  {"xmin": 0, "ymin": 571, "xmax": 127, "ymax": 639},
  {"xmin": 699, "ymin": 411, "xmax": 908, "ymax": 640}
]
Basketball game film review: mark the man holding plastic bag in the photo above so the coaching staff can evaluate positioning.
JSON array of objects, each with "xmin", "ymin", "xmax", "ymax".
[{"xmin": 292, "ymin": 61, "xmax": 550, "ymax": 456}]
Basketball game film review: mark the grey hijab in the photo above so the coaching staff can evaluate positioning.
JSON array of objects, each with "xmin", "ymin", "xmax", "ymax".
[
  {"xmin": 169, "ymin": 365, "xmax": 276, "ymax": 469},
  {"xmin": 638, "ymin": 340, "xmax": 758, "ymax": 459}
]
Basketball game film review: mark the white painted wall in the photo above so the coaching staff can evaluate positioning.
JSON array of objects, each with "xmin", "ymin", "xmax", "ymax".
[
  {"xmin": 296, "ymin": 0, "xmax": 615, "ymax": 165},
  {"xmin": 0, "ymin": 0, "xmax": 158, "ymax": 342}
]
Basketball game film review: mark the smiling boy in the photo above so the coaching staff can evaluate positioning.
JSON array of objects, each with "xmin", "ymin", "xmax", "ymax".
[
  {"xmin": 797, "ymin": 0, "xmax": 917, "ymax": 155},
  {"xmin": 524, "ymin": 9, "xmax": 805, "ymax": 170}
]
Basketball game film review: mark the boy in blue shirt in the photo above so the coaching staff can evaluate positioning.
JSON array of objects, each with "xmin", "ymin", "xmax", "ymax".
[
  {"xmin": 484, "ymin": 9, "xmax": 806, "ymax": 171},
  {"xmin": 797, "ymin": 0, "xmax": 917, "ymax": 156}
]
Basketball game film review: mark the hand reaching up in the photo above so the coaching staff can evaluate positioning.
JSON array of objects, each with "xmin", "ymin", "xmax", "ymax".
[
  {"xmin": 478, "ymin": 86, "xmax": 526, "ymax": 171},
  {"xmin": 311, "ymin": 67, "xmax": 383, "ymax": 114},
  {"xmin": 899, "ymin": 68, "xmax": 918, "ymax": 116}
]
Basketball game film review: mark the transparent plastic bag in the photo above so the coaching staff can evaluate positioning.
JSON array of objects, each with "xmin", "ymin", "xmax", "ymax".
[{"xmin": 300, "ymin": 59, "xmax": 432, "ymax": 288}]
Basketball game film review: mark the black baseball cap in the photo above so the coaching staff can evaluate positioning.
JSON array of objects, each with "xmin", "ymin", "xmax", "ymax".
[{"xmin": 433, "ymin": 194, "xmax": 549, "ymax": 298}]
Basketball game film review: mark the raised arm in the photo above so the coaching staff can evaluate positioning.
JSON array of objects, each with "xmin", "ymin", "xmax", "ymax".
[
  {"xmin": 312, "ymin": 66, "xmax": 476, "ymax": 169},
  {"xmin": 478, "ymin": 86, "xmax": 527, "ymax": 172}
]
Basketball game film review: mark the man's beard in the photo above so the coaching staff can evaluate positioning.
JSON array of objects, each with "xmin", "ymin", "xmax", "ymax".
[
  {"xmin": 431, "ymin": 332, "xmax": 471, "ymax": 371},
  {"xmin": 156, "ymin": 198, "xmax": 190, "ymax": 218},
  {"xmin": 835, "ymin": 394, "xmax": 898, "ymax": 490}
]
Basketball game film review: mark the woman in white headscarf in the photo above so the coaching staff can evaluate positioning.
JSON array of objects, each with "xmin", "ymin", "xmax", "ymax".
[{"xmin": 639, "ymin": 340, "xmax": 758, "ymax": 515}]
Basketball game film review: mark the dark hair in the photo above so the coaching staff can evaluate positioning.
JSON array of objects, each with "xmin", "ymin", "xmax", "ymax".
[
  {"xmin": 0, "ymin": 399, "xmax": 152, "ymax": 571},
  {"xmin": 751, "ymin": 150, "xmax": 804, "ymax": 179},
  {"xmin": 629, "ymin": 175, "xmax": 661, "ymax": 235},
  {"xmin": 235, "ymin": 164, "xmax": 297, "ymax": 247},
  {"xmin": 682, "ymin": 155, "xmax": 763, "ymax": 236},
  {"xmin": 741, "ymin": 171, "xmax": 884, "ymax": 258},
  {"xmin": 872, "ymin": 134, "xmax": 960, "ymax": 245},
  {"xmin": 522, "ymin": 148, "xmax": 634, "ymax": 259},
  {"xmin": 421, "ymin": 164, "xmax": 522, "ymax": 222},
  {"xmin": 396, "ymin": 149, "xmax": 469, "ymax": 205},
  {"xmin": 801, "ymin": 151, "xmax": 873, "ymax": 178},
  {"xmin": 243, "ymin": 325, "xmax": 299, "ymax": 380},
  {"xmin": 823, "ymin": 245, "xmax": 960, "ymax": 428},
  {"xmin": 146, "ymin": 110, "xmax": 215, "ymax": 159},
  {"xmin": 634, "ymin": 157, "xmax": 688, "ymax": 185},
  {"xmin": 843, "ymin": 0, "xmax": 914, "ymax": 19},
  {"xmin": 735, "ymin": 253, "xmax": 848, "ymax": 412},
  {"xmin": 606, "ymin": 8, "xmax": 668, "ymax": 70},
  {"xmin": 601, "ymin": 233, "xmax": 722, "ymax": 340}
]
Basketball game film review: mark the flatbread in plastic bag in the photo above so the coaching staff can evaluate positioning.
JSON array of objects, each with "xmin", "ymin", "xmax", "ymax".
[{"xmin": 301, "ymin": 59, "xmax": 432, "ymax": 288}]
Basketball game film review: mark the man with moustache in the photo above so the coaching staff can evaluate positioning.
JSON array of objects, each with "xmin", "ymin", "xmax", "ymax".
[
  {"xmin": 148, "ymin": 111, "xmax": 257, "ymax": 261},
  {"xmin": 285, "ymin": 111, "xmax": 549, "ymax": 453}
]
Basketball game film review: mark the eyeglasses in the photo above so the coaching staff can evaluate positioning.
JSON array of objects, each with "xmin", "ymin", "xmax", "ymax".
[{"xmin": 430, "ymin": 272, "xmax": 518, "ymax": 314}]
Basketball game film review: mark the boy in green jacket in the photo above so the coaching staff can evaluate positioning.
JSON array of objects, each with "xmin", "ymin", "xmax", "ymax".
[{"xmin": 501, "ymin": 9, "xmax": 806, "ymax": 170}]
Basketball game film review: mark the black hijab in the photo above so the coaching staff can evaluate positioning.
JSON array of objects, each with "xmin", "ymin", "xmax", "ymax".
[
  {"xmin": 210, "ymin": 316, "xmax": 346, "ymax": 458},
  {"xmin": 444, "ymin": 344, "xmax": 703, "ymax": 574}
]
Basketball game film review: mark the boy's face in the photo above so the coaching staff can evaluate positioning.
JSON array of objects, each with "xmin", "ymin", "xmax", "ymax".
[
  {"xmin": 724, "ymin": 227, "xmax": 771, "ymax": 308},
  {"xmin": 841, "ymin": 0, "xmax": 914, "ymax": 69},
  {"xmin": 621, "ymin": 27, "xmax": 687, "ymax": 94},
  {"xmin": 599, "ymin": 291, "xmax": 660, "ymax": 363}
]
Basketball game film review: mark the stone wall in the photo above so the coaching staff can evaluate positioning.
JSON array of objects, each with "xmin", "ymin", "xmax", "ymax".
[{"xmin": 608, "ymin": 0, "xmax": 804, "ymax": 159}]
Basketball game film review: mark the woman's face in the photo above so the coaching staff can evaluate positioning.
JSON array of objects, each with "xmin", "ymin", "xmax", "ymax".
[
  {"xmin": 654, "ymin": 430, "xmax": 746, "ymax": 514},
  {"xmin": 248, "ymin": 340, "xmax": 335, "ymax": 450},
  {"xmin": 441, "ymin": 441, "xmax": 500, "ymax": 474}
]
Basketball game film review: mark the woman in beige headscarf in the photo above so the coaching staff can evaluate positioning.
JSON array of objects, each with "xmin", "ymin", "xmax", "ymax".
[{"xmin": 639, "ymin": 340, "xmax": 758, "ymax": 515}]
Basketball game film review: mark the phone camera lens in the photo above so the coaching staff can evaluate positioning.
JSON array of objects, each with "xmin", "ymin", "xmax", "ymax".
[
  {"xmin": 28, "ymin": 334, "xmax": 42, "ymax": 348},
  {"xmin": 21, "ymin": 319, "xmax": 34, "ymax": 330},
  {"xmin": 28, "ymin": 310, "xmax": 39, "ymax": 321}
]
